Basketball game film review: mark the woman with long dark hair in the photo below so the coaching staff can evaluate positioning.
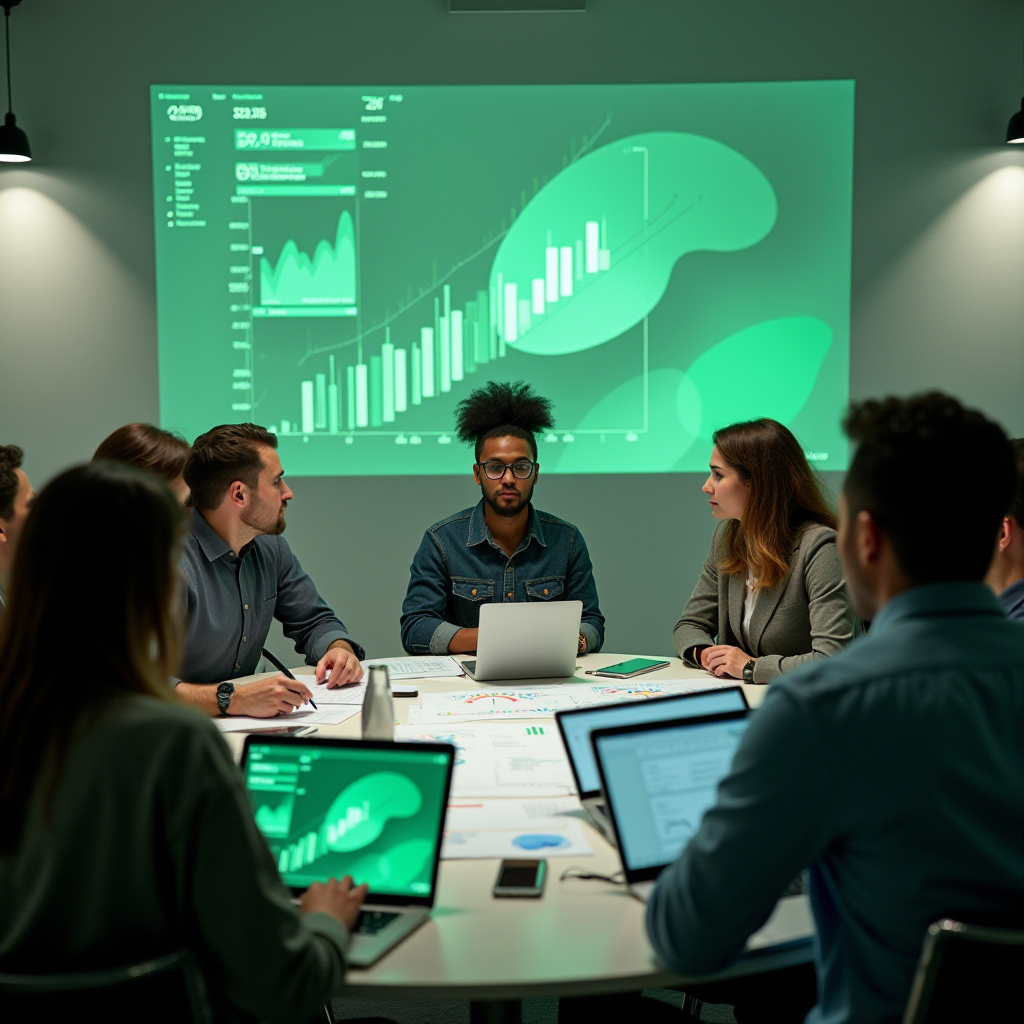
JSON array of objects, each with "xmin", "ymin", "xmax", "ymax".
[
  {"xmin": 674, "ymin": 418, "xmax": 860, "ymax": 683},
  {"xmin": 0, "ymin": 462, "xmax": 365, "ymax": 1019},
  {"xmin": 93, "ymin": 422, "xmax": 191, "ymax": 503}
]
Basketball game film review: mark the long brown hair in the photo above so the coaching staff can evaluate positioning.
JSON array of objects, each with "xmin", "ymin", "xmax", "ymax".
[
  {"xmin": 93, "ymin": 423, "xmax": 190, "ymax": 482},
  {"xmin": 714, "ymin": 419, "xmax": 837, "ymax": 589},
  {"xmin": 0, "ymin": 462, "xmax": 184, "ymax": 854}
]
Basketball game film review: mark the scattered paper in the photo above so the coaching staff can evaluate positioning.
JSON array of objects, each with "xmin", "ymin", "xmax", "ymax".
[
  {"xmin": 215, "ymin": 704, "xmax": 360, "ymax": 733},
  {"xmin": 396, "ymin": 723, "xmax": 575, "ymax": 796},
  {"xmin": 294, "ymin": 678, "xmax": 417, "ymax": 705},
  {"xmin": 442, "ymin": 797, "xmax": 593, "ymax": 859}
]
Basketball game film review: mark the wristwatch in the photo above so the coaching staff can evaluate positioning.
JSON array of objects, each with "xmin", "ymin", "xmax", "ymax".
[
  {"xmin": 216, "ymin": 681, "xmax": 235, "ymax": 716},
  {"xmin": 578, "ymin": 631, "xmax": 587, "ymax": 655},
  {"xmin": 742, "ymin": 660, "xmax": 756, "ymax": 684}
]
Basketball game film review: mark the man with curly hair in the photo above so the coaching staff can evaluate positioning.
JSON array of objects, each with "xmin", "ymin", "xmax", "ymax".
[
  {"xmin": 0, "ymin": 444, "xmax": 34, "ymax": 620},
  {"xmin": 648, "ymin": 392, "xmax": 1024, "ymax": 1024},
  {"xmin": 400, "ymin": 380, "xmax": 604, "ymax": 656}
]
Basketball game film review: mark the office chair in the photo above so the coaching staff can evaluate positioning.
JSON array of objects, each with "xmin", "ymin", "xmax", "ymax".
[
  {"xmin": 0, "ymin": 949, "xmax": 212, "ymax": 1023},
  {"xmin": 902, "ymin": 918, "xmax": 1024, "ymax": 1024}
]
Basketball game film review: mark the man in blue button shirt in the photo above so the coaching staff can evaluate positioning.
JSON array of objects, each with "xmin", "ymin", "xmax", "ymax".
[
  {"xmin": 985, "ymin": 438, "xmax": 1024, "ymax": 622},
  {"xmin": 647, "ymin": 393, "xmax": 1024, "ymax": 1024},
  {"xmin": 175, "ymin": 424, "xmax": 364, "ymax": 718},
  {"xmin": 401, "ymin": 381, "xmax": 604, "ymax": 656}
]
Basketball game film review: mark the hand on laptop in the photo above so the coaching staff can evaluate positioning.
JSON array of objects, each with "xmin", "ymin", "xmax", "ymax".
[
  {"xmin": 316, "ymin": 641, "xmax": 363, "ymax": 688},
  {"xmin": 229, "ymin": 675, "xmax": 312, "ymax": 717},
  {"xmin": 447, "ymin": 627, "xmax": 478, "ymax": 654},
  {"xmin": 301, "ymin": 875, "xmax": 368, "ymax": 930}
]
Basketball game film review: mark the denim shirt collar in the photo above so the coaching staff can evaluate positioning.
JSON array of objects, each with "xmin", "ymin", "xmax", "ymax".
[
  {"xmin": 869, "ymin": 581, "xmax": 1005, "ymax": 637},
  {"xmin": 189, "ymin": 509, "xmax": 238, "ymax": 563},
  {"xmin": 466, "ymin": 500, "xmax": 547, "ymax": 552}
]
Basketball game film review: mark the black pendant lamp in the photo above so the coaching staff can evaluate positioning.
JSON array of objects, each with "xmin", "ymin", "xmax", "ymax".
[
  {"xmin": 1008, "ymin": 99, "xmax": 1024, "ymax": 145},
  {"xmin": 0, "ymin": 0, "xmax": 31, "ymax": 163}
]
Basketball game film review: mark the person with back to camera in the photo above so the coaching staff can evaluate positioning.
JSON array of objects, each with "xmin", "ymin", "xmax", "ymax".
[
  {"xmin": 648, "ymin": 393, "xmax": 1024, "ymax": 1024},
  {"xmin": 674, "ymin": 418, "xmax": 860, "ymax": 684},
  {"xmin": 985, "ymin": 437, "xmax": 1024, "ymax": 622},
  {"xmin": 400, "ymin": 380, "xmax": 605, "ymax": 656},
  {"xmin": 0, "ymin": 461, "xmax": 370, "ymax": 1023},
  {"xmin": 0, "ymin": 444, "xmax": 34, "ymax": 622},
  {"xmin": 93, "ymin": 422, "xmax": 192, "ymax": 504}
]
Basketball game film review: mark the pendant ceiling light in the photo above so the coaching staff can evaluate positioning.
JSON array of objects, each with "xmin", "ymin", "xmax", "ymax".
[
  {"xmin": 1011, "ymin": 5, "xmax": 1024, "ymax": 144},
  {"xmin": 0, "ymin": 0, "xmax": 31, "ymax": 163}
]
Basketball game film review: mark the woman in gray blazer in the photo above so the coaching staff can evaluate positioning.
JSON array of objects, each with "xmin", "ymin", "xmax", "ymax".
[{"xmin": 674, "ymin": 418, "xmax": 860, "ymax": 684}]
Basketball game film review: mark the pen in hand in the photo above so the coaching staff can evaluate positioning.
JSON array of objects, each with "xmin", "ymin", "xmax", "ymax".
[{"xmin": 261, "ymin": 648, "xmax": 317, "ymax": 710}]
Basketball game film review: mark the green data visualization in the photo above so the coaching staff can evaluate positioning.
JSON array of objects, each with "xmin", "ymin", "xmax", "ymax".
[
  {"xmin": 245, "ymin": 744, "xmax": 450, "ymax": 895},
  {"xmin": 151, "ymin": 83, "xmax": 854, "ymax": 474}
]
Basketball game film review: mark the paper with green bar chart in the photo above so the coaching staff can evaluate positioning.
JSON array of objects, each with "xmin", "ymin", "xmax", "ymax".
[{"xmin": 151, "ymin": 82, "xmax": 853, "ymax": 474}]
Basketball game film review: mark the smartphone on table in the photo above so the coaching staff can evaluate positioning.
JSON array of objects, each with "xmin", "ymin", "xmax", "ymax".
[
  {"xmin": 493, "ymin": 859, "xmax": 546, "ymax": 898},
  {"xmin": 585, "ymin": 657, "xmax": 670, "ymax": 679}
]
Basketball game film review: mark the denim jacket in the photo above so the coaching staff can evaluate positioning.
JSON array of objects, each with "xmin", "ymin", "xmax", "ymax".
[{"xmin": 400, "ymin": 501, "xmax": 605, "ymax": 656}]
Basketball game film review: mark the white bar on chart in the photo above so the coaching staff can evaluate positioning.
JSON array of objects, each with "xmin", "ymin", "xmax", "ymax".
[
  {"xmin": 585, "ymin": 221, "xmax": 600, "ymax": 273},
  {"xmin": 599, "ymin": 249, "xmax": 611, "ymax": 271},
  {"xmin": 451, "ymin": 310, "xmax": 464, "ymax": 381},
  {"xmin": 346, "ymin": 366, "xmax": 355, "ymax": 429},
  {"xmin": 382, "ymin": 343, "xmax": 395, "ymax": 422},
  {"xmin": 395, "ymin": 348, "xmax": 408, "ymax": 412},
  {"xmin": 314, "ymin": 374, "xmax": 327, "ymax": 429},
  {"xmin": 495, "ymin": 274, "xmax": 503, "ymax": 341},
  {"xmin": 517, "ymin": 298, "xmax": 531, "ymax": 336},
  {"xmin": 421, "ymin": 327, "xmax": 435, "ymax": 398},
  {"xmin": 328, "ymin": 384, "xmax": 339, "ymax": 433},
  {"xmin": 301, "ymin": 381, "xmax": 315, "ymax": 434},
  {"xmin": 559, "ymin": 246, "xmax": 573, "ymax": 297},
  {"xmin": 503, "ymin": 282, "xmax": 518, "ymax": 342},
  {"xmin": 532, "ymin": 278, "xmax": 545, "ymax": 316},
  {"xmin": 411, "ymin": 344, "xmax": 422, "ymax": 405},
  {"xmin": 545, "ymin": 247, "xmax": 559, "ymax": 302},
  {"xmin": 439, "ymin": 316, "xmax": 451, "ymax": 393},
  {"xmin": 355, "ymin": 364, "xmax": 369, "ymax": 428}
]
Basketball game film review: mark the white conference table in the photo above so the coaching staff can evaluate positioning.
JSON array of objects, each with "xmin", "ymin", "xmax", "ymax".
[{"xmin": 223, "ymin": 654, "xmax": 811, "ymax": 1022}]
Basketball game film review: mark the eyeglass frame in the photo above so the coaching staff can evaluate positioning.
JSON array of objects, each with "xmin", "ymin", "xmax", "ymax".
[{"xmin": 474, "ymin": 459, "xmax": 538, "ymax": 481}]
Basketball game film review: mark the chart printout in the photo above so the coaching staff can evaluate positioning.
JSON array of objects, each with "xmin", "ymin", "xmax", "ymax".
[{"xmin": 151, "ymin": 83, "xmax": 853, "ymax": 475}]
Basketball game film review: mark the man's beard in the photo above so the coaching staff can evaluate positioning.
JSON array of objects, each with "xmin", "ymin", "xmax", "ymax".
[
  {"xmin": 241, "ymin": 494, "xmax": 287, "ymax": 535},
  {"xmin": 483, "ymin": 480, "xmax": 534, "ymax": 518}
]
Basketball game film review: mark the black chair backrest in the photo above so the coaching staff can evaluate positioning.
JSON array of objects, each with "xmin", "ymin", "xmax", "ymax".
[
  {"xmin": 0, "ymin": 949, "xmax": 212, "ymax": 1024},
  {"xmin": 903, "ymin": 918, "xmax": 1024, "ymax": 1024}
]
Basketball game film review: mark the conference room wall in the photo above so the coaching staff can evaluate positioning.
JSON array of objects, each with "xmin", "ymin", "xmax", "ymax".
[{"xmin": 0, "ymin": 0, "xmax": 1021, "ymax": 660}]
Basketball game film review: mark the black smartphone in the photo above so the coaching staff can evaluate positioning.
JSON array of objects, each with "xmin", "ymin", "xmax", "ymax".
[{"xmin": 493, "ymin": 859, "xmax": 546, "ymax": 898}]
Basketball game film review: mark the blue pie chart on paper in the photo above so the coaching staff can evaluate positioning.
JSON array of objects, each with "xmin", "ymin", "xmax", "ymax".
[{"xmin": 513, "ymin": 833, "xmax": 570, "ymax": 851}]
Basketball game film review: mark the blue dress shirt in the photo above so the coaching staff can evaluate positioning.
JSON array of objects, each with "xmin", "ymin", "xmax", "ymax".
[
  {"xmin": 646, "ymin": 582, "xmax": 1024, "ymax": 1024},
  {"xmin": 999, "ymin": 576, "xmax": 1024, "ymax": 622},
  {"xmin": 400, "ymin": 501, "xmax": 605, "ymax": 655},
  {"xmin": 177, "ymin": 511, "xmax": 363, "ymax": 685}
]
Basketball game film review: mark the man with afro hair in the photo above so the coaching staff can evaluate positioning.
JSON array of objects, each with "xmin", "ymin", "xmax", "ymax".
[{"xmin": 400, "ymin": 381, "xmax": 604, "ymax": 657}]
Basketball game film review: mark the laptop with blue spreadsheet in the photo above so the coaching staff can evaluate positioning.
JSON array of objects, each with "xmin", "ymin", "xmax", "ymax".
[{"xmin": 241, "ymin": 734, "xmax": 454, "ymax": 967}]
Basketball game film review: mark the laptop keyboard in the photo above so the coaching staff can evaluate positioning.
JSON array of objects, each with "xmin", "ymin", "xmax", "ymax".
[{"xmin": 355, "ymin": 910, "xmax": 400, "ymax": 935}]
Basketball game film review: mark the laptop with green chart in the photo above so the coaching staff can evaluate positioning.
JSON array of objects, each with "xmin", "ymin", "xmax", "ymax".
[
  {"xmin": 242, "ymin": 735, "xmax": 455, "ymax": 967},
  {"xmin": 590, "ymin": 711, "xmax": 814, "ymax": 951}
]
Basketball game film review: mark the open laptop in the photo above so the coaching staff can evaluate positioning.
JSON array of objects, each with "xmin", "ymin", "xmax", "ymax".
[
  {"xmin": 242, "ymin": 734, "xmax": 455, "ymax": 967},
  {"xmin": 462, "ymin": 600, "xmax": 582, "ymax": 682},
  {"xmin": 554, "ymin": 686, "xmax": 748, "ymax": 843},
  {"xmin": 591, "ymin": 712, "xmax": 814, "ymax": 952}
]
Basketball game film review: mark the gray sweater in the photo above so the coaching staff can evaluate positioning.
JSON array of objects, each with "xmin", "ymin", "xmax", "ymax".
[
  {"xmin": 0, "ymin": 696, "xmax": 349, "ymax": 1023},
  {"xmin": 673, "ymin": 521, "xmax": 860, "ymax": 683}
]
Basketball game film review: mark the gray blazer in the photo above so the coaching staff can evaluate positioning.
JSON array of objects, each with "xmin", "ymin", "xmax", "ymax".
[{"xmin": 673, "ymin": 521, "xmax": 861, "ymax": 683}]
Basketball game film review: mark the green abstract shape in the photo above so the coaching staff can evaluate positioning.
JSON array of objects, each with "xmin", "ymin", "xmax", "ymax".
[
  {"xmin": 684, "ymin": 317, "xmax": 833, "ymax": 439},
  {"xmin": 260, "ymin": 209, "xmax": 356, "ymax": 307},
  {"xmin": 346, "ymin": 837, "xmax": 435, "ymax": 893},
  {"xmin": 493, "ymin": 132, "xmax": 776, "ymax": 357},
  {"xmin": 325, "ymin": 771, "xmax": 422, "ymax": 853},
  {"xmin": 552, "ymin": 368, "xmax": 699, "ymax": 472}
]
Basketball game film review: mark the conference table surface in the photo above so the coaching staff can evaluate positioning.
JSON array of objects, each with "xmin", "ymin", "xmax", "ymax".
[{"xmin": 222, "ymin": 653, "xmax": 809, "ymax": 1004}]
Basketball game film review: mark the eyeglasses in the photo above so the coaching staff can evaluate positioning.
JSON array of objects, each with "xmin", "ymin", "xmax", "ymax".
[{"xmin": 476, "ymin": 459, "xmax": 537, "ymax": 480}]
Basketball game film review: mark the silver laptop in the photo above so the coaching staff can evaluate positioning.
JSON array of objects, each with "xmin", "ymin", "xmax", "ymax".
[
  {"xmin": 591, "ymin": 712, "xmax": 814, "ymax": 952},
  {"xmin": 554, "ymin": 686, "xmax": 748, "ymax": 843},
  {"xmin": 462, "ymin": 600, "xmax": 582, "ymax": 681},
  {"xmin": 242, "ymin": 734, "xmax": 455, "ymax": 967}
]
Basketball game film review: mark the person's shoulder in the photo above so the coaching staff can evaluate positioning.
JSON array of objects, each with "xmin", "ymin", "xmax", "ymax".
[
  {"xmin": 534, "ymin": 508, "xmax": 581, "ymax": 533},
  {"xmin": 795, "ymin": 520, "xmax": 838, "ymax": 550},
  {"xmin": 90, "ymin": 694, "xmax": 224, "ymax": 759},
  {"xmin": 426, "ymin": 507, "xmax": 476, "ymax": 535}
]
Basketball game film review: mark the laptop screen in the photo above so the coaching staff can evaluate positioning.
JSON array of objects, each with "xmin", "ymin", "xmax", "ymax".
[
  {"xmin": 244, "ymin": 740, "xmax": 452, "ymax": 899},
  {"xmin": 557, "ymin": 688, "xmax": 747, "ymax": 797},
  {"xmin": 593, "ymin": 713, "xmax": 748, "ymax": 875}
]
